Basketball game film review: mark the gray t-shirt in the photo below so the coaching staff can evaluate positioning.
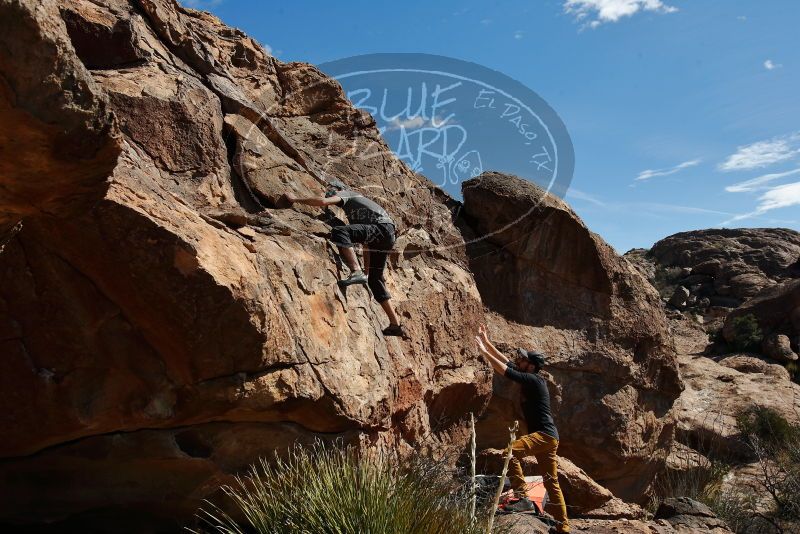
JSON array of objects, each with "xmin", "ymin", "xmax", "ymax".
[{"xmin": 337, "ymin": 190, "xmax": 393, "ymax": 225}]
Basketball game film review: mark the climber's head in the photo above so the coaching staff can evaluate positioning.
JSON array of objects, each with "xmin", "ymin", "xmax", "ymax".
[
  {"xmin": 516, "ymin": 349, "xmax": 546, "ymax": 373},
  {"xmin": 324, "ymin": 178, "xmax": 347, "ymax": 198}
]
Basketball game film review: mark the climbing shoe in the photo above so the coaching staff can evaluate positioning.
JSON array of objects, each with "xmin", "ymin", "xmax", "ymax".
[
  {"xmin": 382, "ymin": 324, "xmax": 405, "ymax": 337},
  {"xmin": 505, "ymin": 497, "xmax": 537, "ymax": 513},
  {"xmin": 338, "ymin": 270, "xmax": 368, "ymax": 287}
]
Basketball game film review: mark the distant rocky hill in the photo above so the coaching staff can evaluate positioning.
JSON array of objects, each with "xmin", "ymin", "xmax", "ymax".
[
  {"xmin": 0, "ymin": 0, "xmax": 681, "ymax": 530},
  {"xmin": 627, "ymin": 228, "xmax": 800, "ymax": 308},
  {"xmin": 625, "ymin": 228, "xmax": 800, "ymax": 361},
  {"xmin": 628, "ymin": 230, "xmax": 800, "ymax": 533}
]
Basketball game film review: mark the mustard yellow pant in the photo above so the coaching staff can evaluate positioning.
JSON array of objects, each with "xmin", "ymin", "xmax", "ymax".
[{"xmin": 508, "ymin": 431, "xmax": 570, "ymax": 532}]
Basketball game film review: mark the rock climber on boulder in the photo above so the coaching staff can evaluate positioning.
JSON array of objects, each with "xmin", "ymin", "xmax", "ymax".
[
  {"xmin": 475, "ymin": 324, "xmax": 570, "ymax": 533},
  {"xmin": 283, "ymin": 180, "xmax": 404, "ymax": 337}
]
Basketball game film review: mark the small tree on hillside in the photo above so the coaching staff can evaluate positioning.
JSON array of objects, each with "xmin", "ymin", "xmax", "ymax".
[{"xmin": 729, "ymin": 315, "xmax": 763, "ymax": 353}]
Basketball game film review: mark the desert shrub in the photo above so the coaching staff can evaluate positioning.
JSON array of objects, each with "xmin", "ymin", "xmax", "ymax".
[
  {"xmin": 728, "ymin": 314, "xmax": 763, "ymax": 353},
  {"xmin": 650, "ymin": 432, "xmax": 734, "ymax": 521},
  {"xmin": 652, "ymin": 265, "xmax": 684, "ymax": 298},
  {"xmin": 654, "ymin": 411, "xmax": 800, "ymax": 532},
  {"xmin": 732, "ymin": 406, "xmax": 800, "ymax": 532},
  {"xmin": 749, "ymin": 434, "xmax": 800, "ymax": 527},
  {"xmin": 709, "ymin": 488, "xmax": 772, "ymax": 533},
  {"xmin": 786, "ymin": 362, "xmax": 799, "ymax": 383},
  {"xmin": 651, "ymin": 457, "xmax": 729, "ymax": 508},
  {"xmin": 736, "ymin": 406, "xmax": 798, "ymax": 447},
  {"xmin": 189, "ymin": 442, "xmax": 501, "ymax": 534},
  {"xmin": 706, "ymin": 325, "xmax": 722, "ymax": 342},
  {"xmin": 651, "ymin": 407, "xmax": 800, "ymax": 533}
]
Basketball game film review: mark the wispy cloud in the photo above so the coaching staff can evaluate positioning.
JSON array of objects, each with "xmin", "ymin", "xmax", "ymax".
[
  {"xmin": 638, "ymin": 203, "xmax": 734, "ymax": 216},
  {"xmin": 718, "ymin": 133, "xmax": 800, "ymax": 172},
  {"xmin": 722, "ymin": 162, "xmax": 800, "ymax": 224},
  {"xmin": 513, "ymin": 30, "xmax": 524, "ymax": 40},
  {"xmin": 566, "ymin": 188, "xmax": 733, "ymax": 216},
  {"xmin": 480, "ymin": 18, "xmax": 492, "ymax": 25},
  {"xmin": 753, "ymin": 182, "xmax": 800, "ymax": 213},
  {"xmin": 764, "ymin": 59, "xmax": 783, "ymax": 71},
  {"xmin": 634, "ymin": 159, "xmax": 701, "ymax": 182},
  {"xmin": 564, "ymin": 0, "xmax": 677, "ymax": 28},
  {"xmin": 725, "ymin": 168, "xmax": 800, "ymax": 193},
  {"xmin": 723, "ymin": 181, "xmax": 800, "ymax": 224},
  {"xmin": 565, "ymin": 188, "xmax": 607, "ymax": 207},
  {"xmin": 737, "ymin": 15, "xmax": 747, "ymax": 21}
]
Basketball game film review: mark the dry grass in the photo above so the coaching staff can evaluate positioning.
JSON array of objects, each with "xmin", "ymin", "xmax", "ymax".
[{"xmin": 188, "ymin": 441, "xmax": 508, "ymax": 534}]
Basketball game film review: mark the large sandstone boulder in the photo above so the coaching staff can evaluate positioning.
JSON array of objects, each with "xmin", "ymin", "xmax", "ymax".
[
  {"xmin": 0, "ymin": 0, "xmax": 489, "ymax": 528},
  {"xmin": 723, "ymin": 279, "xmax": 800, "ymax": 353},
  {"xmin": 653, "ymin": 497, "xmax": 731, "ymax": 532},
  {"xmin": 666, "ymin": 441, "xmax": 712, "ymax": 478},
  {"xmin": 717, "ymin": 354, "xmax": 791, "ymax": 380},
  {"xmin": 669, "ymin": 286, "xmax": 691, "ymax": 309},
  {"xmin": 761, "ymin": 333, "xmax": 799, "ymax": 363},
  {"xmin": 0, "ymin": 0, "xmax": 121, "ymax": 232},
  {"xmin": 459, "ymin": 173, "xmax": 683, "ymax": 502}
]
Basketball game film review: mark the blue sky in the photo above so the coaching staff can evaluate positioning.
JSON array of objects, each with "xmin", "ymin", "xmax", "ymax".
[{"xmin": 187, "ymin": 0, "xmax": 800, "ymax": 252}]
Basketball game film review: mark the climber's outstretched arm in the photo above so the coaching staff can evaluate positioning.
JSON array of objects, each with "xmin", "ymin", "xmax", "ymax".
[
  {"xmin": 284, "ymin": 193, "xmax": 341, "ymax": 207},
  {"xmin": 478, "ymin": 324, "xmax": 509, "ymax": 364},
  {"xmin": 476, "ymin": 335, "xmax": 508, "ymax": 375}
]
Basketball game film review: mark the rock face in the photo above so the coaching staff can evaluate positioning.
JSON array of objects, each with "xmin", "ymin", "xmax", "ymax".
[
  {"xmin": 649, "ymin": 228, "xmax": 800, "ymax": 289},
  {"xmin": 0, "ymin": 0, "xmax": 682, "ymax": 528},
  {"xmin": 761, "ymin": 333, "xmax": 799, "ymax": 363},
  {"xmin": 0, "ymin": 0, "xmax": 490, "ymax": 528},
  {"xmin": 675, "ymin": 351, "xmax": 800, "ymax": 460},
  {"xmin": 653, "ymin": 497, "xmax": 731, "ymax": 532},
  {"xmin": 724, "ymin": 279, "xmax": 800, "ymax": 358},
  {"xmin": 637, "ymin": 233, "xmax": 800, "ymax": 532},
  {"xmin": 459, "ymin": 173, "xmax": 682, "ymax": 502},
  {"xmin": 0, "ymin": 0, "xmax": 121, "ymax": 233}
]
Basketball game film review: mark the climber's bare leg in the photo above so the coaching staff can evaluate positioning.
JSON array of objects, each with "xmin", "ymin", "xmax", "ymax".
[
  {"xmin": 338, "ymin": 246, "xmax": 361, "ymax": 272},
  {"xmin": 380, "ymin": 299, "xmax": 400, "ymax": 326},
  {"xmin": 336, "ymin": 245, "xmax": 368, "ymax": 287}
]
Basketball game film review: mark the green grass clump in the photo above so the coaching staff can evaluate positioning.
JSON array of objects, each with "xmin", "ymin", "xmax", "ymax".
[
  {"xmin": 729, "ymin": 314, "xmax": 763, "ymax": 353},
  {"xmin": 652, "ymin": 461, "xmax": 729, "ymax": 507},
  {"xmin": 189, "ymin": 442, "xmax": 497, "ymax": 534}
]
